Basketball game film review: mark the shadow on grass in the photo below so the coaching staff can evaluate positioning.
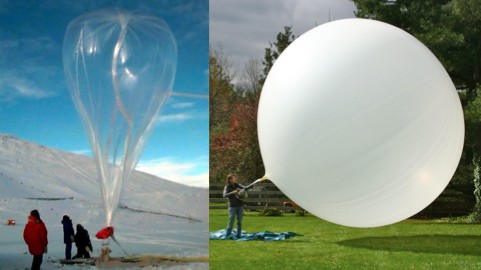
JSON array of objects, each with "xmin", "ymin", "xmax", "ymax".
[{"xmin": 337, "ymin": 235, "xmax": 481, "ymax": 256}]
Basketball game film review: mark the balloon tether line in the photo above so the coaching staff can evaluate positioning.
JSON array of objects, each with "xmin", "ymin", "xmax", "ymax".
[{"xmin": 111, "ymin": 235, "xmax": 129, "ymax": 256}]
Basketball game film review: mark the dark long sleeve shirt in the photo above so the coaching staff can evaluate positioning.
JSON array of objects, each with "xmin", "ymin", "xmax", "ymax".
[{"xmin": 223, "ymin": 182, "xmax": 255, "ymax": 207}]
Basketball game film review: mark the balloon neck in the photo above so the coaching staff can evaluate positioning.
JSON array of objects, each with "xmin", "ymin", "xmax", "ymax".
[{"xmin": 260, "ymin": 174, "xmax": 271, "ymax": 182}]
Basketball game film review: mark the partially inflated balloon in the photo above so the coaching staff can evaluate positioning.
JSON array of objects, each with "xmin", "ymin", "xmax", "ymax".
[
  {"xmin": 258, "ymin": 19, "xmax": 464, "ymax": 228},
  {"xmin": 63, "ymin": 9, "xmax": 177, "ymax": 226}
]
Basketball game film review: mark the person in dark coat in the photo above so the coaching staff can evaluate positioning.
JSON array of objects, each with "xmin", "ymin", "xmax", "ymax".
[
  {"xmin": 23, "ymin": 209, "xmax": 48, "ymax": 270},
  {"xmin": 72, "ymin": 224, "xmax": 93, "ymax": 259},
  {"xmin": 61, "ymin": 215, "xmax": 75, "ymax": 260}
]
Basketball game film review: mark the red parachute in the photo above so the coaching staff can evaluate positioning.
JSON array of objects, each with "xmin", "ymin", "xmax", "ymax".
[{"xmin": 95, "ymin": 226, "xmax": 114, "ymax": 239}]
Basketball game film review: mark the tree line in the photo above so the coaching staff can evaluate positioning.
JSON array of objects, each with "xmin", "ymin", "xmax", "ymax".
[
  {"xmin": 210, "ymin": 0, "xmax": 481, "ymax": 219},
  {"xmin": 209, "ymin": 25, "xmax": 295, "ymax": 186}
]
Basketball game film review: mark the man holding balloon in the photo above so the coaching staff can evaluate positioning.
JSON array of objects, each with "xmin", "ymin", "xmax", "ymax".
[{"xmin": 223, "ymin": 174, "xmax": 263, "ymax": 238}]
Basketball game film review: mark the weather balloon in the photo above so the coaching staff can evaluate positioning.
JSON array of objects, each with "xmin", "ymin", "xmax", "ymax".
[
  {"xmin": 63, "ymin": 8, "xmax": 177, "ymax": 228},
  {"xmin": 257, "ymin": 18, "xmax": 464, "ymax": 228}
]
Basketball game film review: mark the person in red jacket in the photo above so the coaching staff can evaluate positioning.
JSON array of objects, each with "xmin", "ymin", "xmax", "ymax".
[{"xmin": 23, "ymin": 209, "xmax": 48, "ymax": 270}]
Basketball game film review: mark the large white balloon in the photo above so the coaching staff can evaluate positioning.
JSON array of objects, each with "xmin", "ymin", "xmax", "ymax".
[{"xmin": 257, "ymin": 19, "xmax": 464, "ymax": 228}]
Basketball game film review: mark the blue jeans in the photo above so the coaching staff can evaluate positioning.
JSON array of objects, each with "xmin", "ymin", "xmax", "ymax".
[{"xmin": 226, "ymin": 206, "xmax": 244, "ymax": 237}]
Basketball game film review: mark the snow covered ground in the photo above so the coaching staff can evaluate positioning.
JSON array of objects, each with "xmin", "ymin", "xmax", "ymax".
[{"xmin": 0, "ymin": 134, "xmax": 208, "ymax": 269}]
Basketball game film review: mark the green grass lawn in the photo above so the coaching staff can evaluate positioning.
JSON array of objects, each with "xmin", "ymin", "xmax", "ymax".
[{"xmin": 210, "ymin": 204, "xmax": 481, "ymax": 270}]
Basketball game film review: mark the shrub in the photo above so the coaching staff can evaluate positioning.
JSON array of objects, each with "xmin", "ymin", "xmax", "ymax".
[
  {"xmin": 295, "ymin": 209, "xmax": 308, "ymax": 216},
  {"xmin": 259, "ymin": 207, "xmax": 283, "ymax": 216}
]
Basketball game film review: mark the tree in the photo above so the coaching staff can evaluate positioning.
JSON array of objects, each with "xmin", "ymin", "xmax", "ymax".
[
  {"xmin": 463, "ymin": 87, "xmax": 481, "ymax": 220},
  {"xmin": 209, "ymin": 48, "xmax": 237, "ymax": 183},
  {"xmin": 209, "ymin": 48, "xmax": 236, "ymax": 133},
  {"xmin": 210, "ymin": 99, "xmax": 264, "ymax": 183},
  {"xmin": 209, "ymin": 56, "xmax": 264, "ymax": 183},
  {"xmin": 209, "ymin": 27, "xmax": 296, "ymax": 184},
  {"xmin": 238, "ymin": 57, "xmax": 263, "ymax": 97},
  {"xmin": 353, "ymin": 0, "xmax": 481, "ymax": 93},
  {"xmin": 261, "ymin": 26, "xmax": 296, "ymax": 84}
]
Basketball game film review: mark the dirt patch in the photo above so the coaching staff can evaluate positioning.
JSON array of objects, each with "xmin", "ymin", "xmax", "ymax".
[{"xmin": 95, "ymin": 254, "xmax": 209, "ymax": 268}]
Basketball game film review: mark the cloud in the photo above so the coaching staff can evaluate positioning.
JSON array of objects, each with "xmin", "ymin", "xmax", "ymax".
[
  {"xmin": 167, "ymin": 0, "xmax": 208, "ymax": 47},
  {"xmin": 0, "ymin": 36, "xmax": 60, "ymax": 103},
  {"xmin": 136, "ymin": 158, "xmax": 208, "ymax": 187},
  {"xmin": 210, "ymin": 0, "xmax": 356, "ymax": 75},
  {"xmin": 0, "ymin": 75, "xmax": 55, "ymax": 103},
  {"xmin": 156, "ymin": 97, "xmax": 208, "ymax": 124},
  {"xmin": 70, "ymin": 149, "xmax": 91, "ymax": 156},
  {"xmin": 171, "ymin": 102, "xmax": 195, "ymax": 109},
  {"xmin": 11, "ymin": 80, "xmax": 53, "ymax": 99},
  {"xmin": 171, "ymin": 91, "xmax": 209, "ymax": 99},
  {"xmin": 157, "ymin": 113, "xmax": 193, "ymax": 123}
]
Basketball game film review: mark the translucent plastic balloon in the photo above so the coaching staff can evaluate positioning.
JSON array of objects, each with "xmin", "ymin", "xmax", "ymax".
[
  {"xmin": 258, "ymin": 19, "xmax": 464, "ymax": 228},
  {"xmin": 63, "ymin": 9, "xmax": 177, "ymax": 226}
]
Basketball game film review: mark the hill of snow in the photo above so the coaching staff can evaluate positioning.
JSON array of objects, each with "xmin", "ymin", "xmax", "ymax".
[{"xmin": 0, "ymin": 134, "xmax": 208, "ymax": 269}]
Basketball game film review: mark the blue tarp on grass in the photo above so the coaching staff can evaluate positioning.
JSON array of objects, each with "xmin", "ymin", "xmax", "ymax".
[{"xmin": 209, "ymin": 229, "xmax": 302, "ymax": 241}]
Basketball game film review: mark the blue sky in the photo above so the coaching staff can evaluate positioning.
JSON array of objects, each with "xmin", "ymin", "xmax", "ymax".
[{"xmin": 0, "ymin": 0, "xmax": 208, "ymax": 187}]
